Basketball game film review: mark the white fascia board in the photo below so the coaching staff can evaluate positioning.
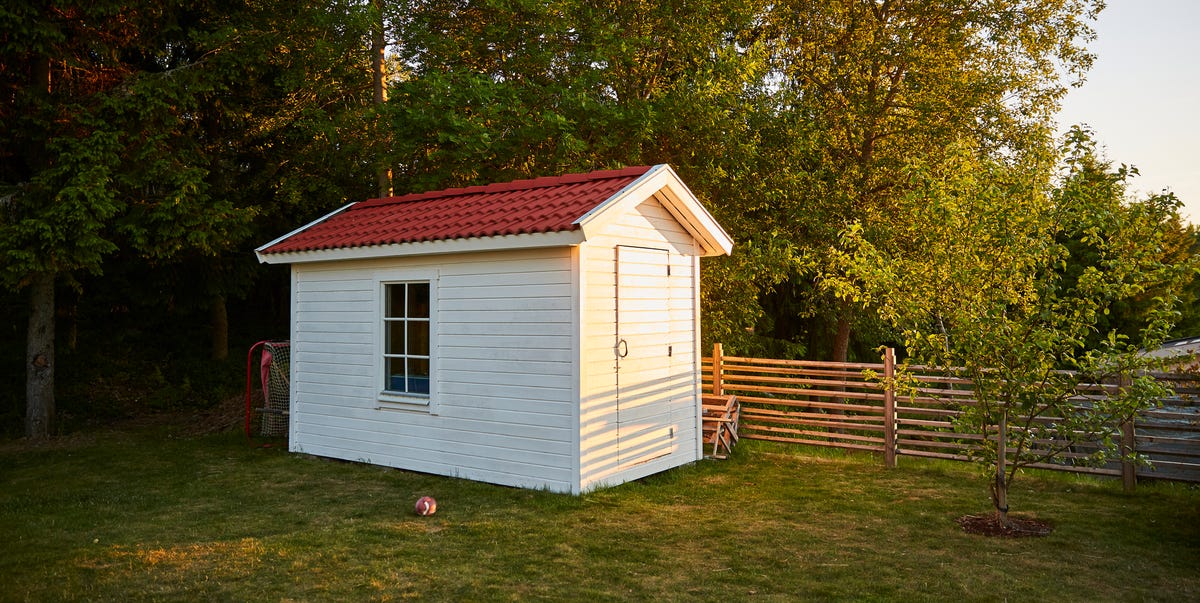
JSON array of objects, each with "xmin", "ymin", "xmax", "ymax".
[
  {"xmin": 256, "ymin": 230, "xmax": 587, "ymax": 264},
  {"xmin": 652, "ymin": 186, "xmax": 735, "ymax": 257},
  {"xmin": 572, "ymin": 164, "xmax": 666, "ymax": 227},
  {"xmin": 254, "ymin": 202, "xmax": 356, "ymax": 263},
  {"xmin": 574, "ymin": 164, "xmax": 734, "ymax": 257}
]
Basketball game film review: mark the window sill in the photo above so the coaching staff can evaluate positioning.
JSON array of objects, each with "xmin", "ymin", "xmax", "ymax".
[{"xmin": 376, "ymin": 391, "xmax": 431, "ymax": 411}]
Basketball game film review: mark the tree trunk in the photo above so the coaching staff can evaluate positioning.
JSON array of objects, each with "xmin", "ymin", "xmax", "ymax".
[
  {"xmin": 26, "ymin": 272, "xmax": 56, "ymax": 439},
  {"xmin": 371, "ymin": 0, "xmax": 386, "ymax": 106},
  {"xmin": 371, "ymin": 0, "xmax": 392, "ymax": 198},
  {"xmin": 832, "ymin": 315, "xmax": 851, "ymax": 363},
  {"xmin": 992, "ymin": 412, "xmax": 1011, "ymax": 528},
  {"xmin": 211, "ymin": 294, "xmax": 229, "ymax": 361},
  {"xmin": 829, "ymin": 311, "xmax": 852, "ymax": 424}
]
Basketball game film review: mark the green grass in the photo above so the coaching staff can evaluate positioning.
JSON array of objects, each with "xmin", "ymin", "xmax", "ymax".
[{"xmin": 1, "ymin": 426, "xmax": 1197, "ymax": 602}]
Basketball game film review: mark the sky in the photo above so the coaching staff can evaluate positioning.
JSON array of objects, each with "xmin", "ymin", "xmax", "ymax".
[{"xmin": 1055, "ymin": 0, "xmax": 1200, "ymax": 223}]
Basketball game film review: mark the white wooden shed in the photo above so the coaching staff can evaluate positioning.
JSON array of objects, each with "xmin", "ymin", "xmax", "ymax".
[{"xmin": 255, "ymin": 164, "xmax": 733, "ymax": 493}]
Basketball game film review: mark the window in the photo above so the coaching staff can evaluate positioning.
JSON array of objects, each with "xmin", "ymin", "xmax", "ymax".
[{"xmin": 383, "ymin": 282, "xmax": 431, "ymax": 398}]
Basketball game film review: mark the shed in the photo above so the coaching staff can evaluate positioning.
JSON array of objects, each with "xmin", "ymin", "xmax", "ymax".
[
  {"xmin": 255, "ymin": 164, "xmax": 733, "ymax": 493},
  {"xmin": 1143, "ymin": 336, "xmax": 1200, "ymax": 371}
]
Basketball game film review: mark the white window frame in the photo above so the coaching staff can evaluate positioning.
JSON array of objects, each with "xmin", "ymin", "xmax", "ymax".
[{"xmin": 375, "ymin": 269, "xmax": 438, "ymax": 412}]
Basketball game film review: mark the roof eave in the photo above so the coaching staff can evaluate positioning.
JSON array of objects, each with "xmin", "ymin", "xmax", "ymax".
[
  {"xmin": 254, "ymin": 202, "xmax": 356, "ymax": 263},
  {"xmin": 256, "ymin": 230, "xmax": 587, "ymax": 264}
]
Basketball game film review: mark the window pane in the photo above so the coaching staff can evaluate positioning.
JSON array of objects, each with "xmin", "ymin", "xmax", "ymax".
[
  {"xmin": 387, "ymin": 284, "xmax": 406, "ymax": 319},
  {"xmin": 408, "ymin": 358, "xmax": 430, "ymax": 394},
  {"xmin": 386, "ymin": 321, "xmax": 405, "ymax": 354},
  {"xmin": 385, "ymin": 357, "xmax": 405, "ymax": 392},
  {"xmin": 381, "ymin": 280, "xmax": 432, "ymax": 397},
  {"xmin": 407, "ymin": 320, "xmax": 429, "ymax": 356},
  {"xmin": 408, "ymin": 283, "xmax": 430, "ymax": 318}
]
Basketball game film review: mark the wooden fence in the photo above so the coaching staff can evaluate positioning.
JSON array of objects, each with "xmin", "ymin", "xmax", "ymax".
[{"xmin": 703, "ymin": 344, "xmax": 1200, "ymax": 486}]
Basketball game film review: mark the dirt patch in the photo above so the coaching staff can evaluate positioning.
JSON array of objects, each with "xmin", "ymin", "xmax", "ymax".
[
  {"xmin": 79, "ymin": 393, "xmax": 246, "ymax": 437},
  {"xmin": 1, "ymin": 394, "xmax": 249, "ymax": 453},
  {"xmin": 0, "ymin": 430, "xmax": 99, "ymax": 453},
  {"xmin": 956, "ymin": 513, "xmax": 1053, "ymax": 537},
  {"xmin": 171, "ymin": 393, "xmax": 247, "ymax": 436}
]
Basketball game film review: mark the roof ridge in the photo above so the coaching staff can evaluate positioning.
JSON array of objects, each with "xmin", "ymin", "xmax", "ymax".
[{"xmin": 355, "ymin": 166, "xmax": 652, "ymax": 209}]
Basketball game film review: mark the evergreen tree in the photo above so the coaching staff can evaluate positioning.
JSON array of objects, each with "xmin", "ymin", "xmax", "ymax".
[{"xmin": 0, "ymin": 0, "xmax": 376, "ymax": 436}]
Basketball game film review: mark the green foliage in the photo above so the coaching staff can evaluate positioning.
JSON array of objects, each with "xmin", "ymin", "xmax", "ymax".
[
  {"xmin": 5, "ymin": 0, "xmax": 1197, "ymax": 441},
  {"xmin": 1, "ymin": 0, "xmax": 378, "ymax": 284},
  {"xmin": 385, "ymin": 0, "xmax": 772, "ymax": 186},
  {"xmin": 383, "ymin": 0, "xmax": 1116, "ymax": 359},
  {"xmin": 748, "ymin": 0, "xmax": 1104, "ymax": 358},
  {"xmin": 2, "ymin": 0, "xmax": 1107, "ymax": 365},
  {"xmin": 2, "ymin": 3, "xmax": 240, "ymax": 286},
  {"xmin": 1, "ymin": 0, "xmax": 380, "ymax": 432},
  {"xmin": 834, "ymin": 128, "xmax": 1197, "ymax": 519}
]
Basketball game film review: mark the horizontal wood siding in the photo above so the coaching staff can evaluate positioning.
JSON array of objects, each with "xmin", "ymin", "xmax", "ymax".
[
  {"xmin": 290, "ymin": 248, "xmax": 578, "ymax": 492},
  {"xmin": 579, "ymin": 195, "xmax": 702, "ymax": 491}
]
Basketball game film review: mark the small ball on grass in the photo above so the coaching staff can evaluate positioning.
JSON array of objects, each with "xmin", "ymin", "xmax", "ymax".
[{"xmin": 415, "ymin": 496, "xmax": 437, "ymax": 516}]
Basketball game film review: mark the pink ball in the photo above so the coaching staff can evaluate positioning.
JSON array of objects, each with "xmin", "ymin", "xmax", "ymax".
[{"xmin": 415, "ymin": 496, "xmax": 437, "ymax": 516}]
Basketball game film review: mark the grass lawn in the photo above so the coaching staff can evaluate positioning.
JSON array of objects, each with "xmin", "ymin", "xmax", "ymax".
[{"xmin": 1, "ymin": 423, "xmax": 1197, "ymax": 602}]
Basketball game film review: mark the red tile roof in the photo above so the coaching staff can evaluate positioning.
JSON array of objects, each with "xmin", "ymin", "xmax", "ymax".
[{"xmin": 260, "ymin": 166, "xmax": 654, "ymax": 254}]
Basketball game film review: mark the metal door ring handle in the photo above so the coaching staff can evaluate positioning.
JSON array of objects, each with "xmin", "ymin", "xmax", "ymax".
[{"xmin": 617, "ymin": 339, "xmax": 628, "ymax": 358}]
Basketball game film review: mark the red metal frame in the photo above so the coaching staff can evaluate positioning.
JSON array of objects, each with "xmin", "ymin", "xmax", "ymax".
[{"xmin": 244, "ymin": 340, "xmax": 268, "ymax": 440}]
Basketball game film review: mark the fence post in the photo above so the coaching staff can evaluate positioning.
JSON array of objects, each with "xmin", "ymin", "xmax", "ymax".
[
  {"xmin": 711, "ymin": 343, "xmax": 724, "ymax": 396},
  {"xmin": 1119, "ymin": 374, "xmax": 1137, "ymax": 492},
  {"xmin": 883, "ymin": 347, "xmax": 897, "ymax": 468}
]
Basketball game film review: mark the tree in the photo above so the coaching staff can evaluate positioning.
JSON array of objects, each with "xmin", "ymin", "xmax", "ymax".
[
  {"xmin": 382, "ymin": 0, "xmax": 788, "ymax": 354},
  {"xmin": 752, "ymin": 0, "xmax": 1104, "ymax": 361},
  {"xmin": 158, "ymin": 0, "xmax": 379, "ymax": 359},
  {"xmin": 1, "ymin": 2, "xmax": 228, "ymax": 437},
  {"xmin": 832, "ymin": 130, "xmax": 1194, "ymax": 527},
  {"xmin": 0, "ymin": 0, "xmax": 377, "ymax": 436},
  {"xmin": 378, "ymin": 0, "xmax": 1112, "ymax": 362},
  {"xmin": 1051, "ymin": 132, "xmax": 1200, "ymax": 345},
  {"xmin": 385, "ymin": 0, "xmax": 770, "ymax": 185}
]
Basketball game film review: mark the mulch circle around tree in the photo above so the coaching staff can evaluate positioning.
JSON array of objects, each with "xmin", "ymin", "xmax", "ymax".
[{"xmin": 956, "ymin": 513, "xmax": 1053, "ymax": 537}]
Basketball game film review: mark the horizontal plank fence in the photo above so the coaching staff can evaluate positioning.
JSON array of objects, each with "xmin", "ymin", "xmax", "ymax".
[{"xmin": 703, "ymin": 344, "xmax": 1200, "ymax": 487}]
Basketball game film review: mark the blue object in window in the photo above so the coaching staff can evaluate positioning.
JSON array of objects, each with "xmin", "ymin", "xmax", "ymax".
[
  {"xmin": 408, "ymin": 376, "xmax": 430, "ymax": 394},
  {"xmin": 388, "ymin": 375, "xmax": 429, "ymax": 395}
]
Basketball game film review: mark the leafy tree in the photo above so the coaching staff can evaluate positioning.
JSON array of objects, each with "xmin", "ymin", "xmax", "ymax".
[
  {"xmin": 383, "ymin": 0, "xmax": 786, "ymax": 353},
  {"xmin": 377, "ymin": 0, "xmax": 1112, "ymax": 363},
  {"xmin": 833, "ymin": 130, "xmax": 1194, "ymax": 527},
  {"xmin": 0, "ymin": 0, "xmax": 377, "ymax": 436},
  {"xmin": 1052, "ymin": 130, "xmax": 1200, "ymax": 344},
  {"xmin": 1, "ymin": 2, "xmax": 238, "ymax": 437},
  {"xmin": 385, "ymin": 0, "xmax": 770, "ymax": 185},
  {"xmin": 755, "ymin": 0, "xmax": 1103, "ymax": 361},
  {"xmin": 1166, "ymin": 224, "xmax": 1200, "ymax": 337},
  {"xmin": 159, "ymin": 0, "xmax": 379, "ymax": 359}
]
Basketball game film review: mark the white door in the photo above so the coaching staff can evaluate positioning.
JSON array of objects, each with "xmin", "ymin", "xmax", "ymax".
[{"xmin": 615, "ymin": 246, "xmax": 677, "ymax": 468}]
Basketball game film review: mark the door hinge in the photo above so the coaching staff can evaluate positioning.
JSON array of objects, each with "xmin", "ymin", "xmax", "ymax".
[
  {"xmin": 667, "ymin": 264, "xmax": 671, "ymax": 276},
  {"xmin": 668, "ymin": 345, "xmax": 673, "ymax": 357}
]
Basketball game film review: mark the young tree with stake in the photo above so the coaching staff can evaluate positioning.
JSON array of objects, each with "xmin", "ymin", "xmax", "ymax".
[{"xmin": 831, "ymin": 131, "xmax": 1194, "ymax": 528}]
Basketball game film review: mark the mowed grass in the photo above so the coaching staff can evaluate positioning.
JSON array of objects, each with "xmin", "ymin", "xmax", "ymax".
[{"xmin": 1, "ymin": 426, "xmax": 1197, "ymax": 602}]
